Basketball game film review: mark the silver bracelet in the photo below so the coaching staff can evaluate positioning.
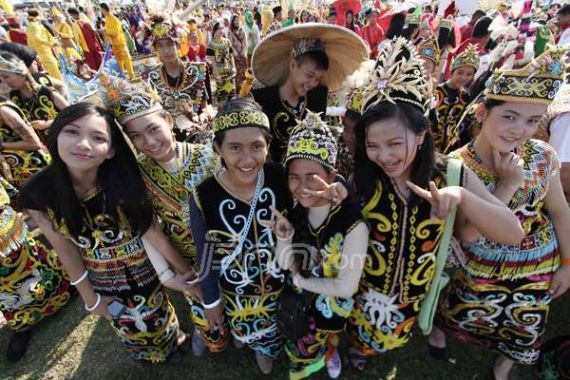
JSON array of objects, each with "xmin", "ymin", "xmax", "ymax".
[
  {"xmin": 84, "ymin": 293, "xmax": 101, "ymax": 312},
  {"xmin": 158, "ymin": 268, "xmax": 175, "ymax": 283},
  {"xmin": 70, "ymin": 270, "xmax": 89, "ymax": 286}
]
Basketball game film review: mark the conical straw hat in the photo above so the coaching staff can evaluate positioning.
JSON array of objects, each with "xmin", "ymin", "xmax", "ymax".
[{"xmin": 251, "ymin": 23, "xmax": 369, "ymax": 92}]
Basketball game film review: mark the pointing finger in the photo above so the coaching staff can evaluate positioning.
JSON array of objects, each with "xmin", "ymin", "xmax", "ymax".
[
  {"xmin": 269, "ymin": 206, "xmax": 286, "ymax": 220},
  {"xmin": 429, "ymin": 181, "xmax": 441, "ymax": 202},
  {"xmin": 406, "ymin": 181, "xmax": 433, "ymax": 202},
  {"xmin": 312, "ymin": 174, "xmax": 330, "ymax": 189},
  {"xmin": 258, "ymin": 219, "xmax": 275, "ymax": 228}
]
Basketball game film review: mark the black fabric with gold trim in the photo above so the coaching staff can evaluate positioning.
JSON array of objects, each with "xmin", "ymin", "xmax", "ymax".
[
  {"xmin": 0, "ymin": 101, "xmax": 50, "ymax": 187},
  {"xmin": 147, "ymin": 62, "xmax": 208, "ymax": 118},
  {"xmin": 252, "ymin": 85, "xmax": 328, "ymax": 163},
  {"xmin": 347, "ymin": 166, "xmax": 467, "ymax": 355},
  {"xmin": 18, "ymin": 177, "xmax": 181, "ymax": 362}
]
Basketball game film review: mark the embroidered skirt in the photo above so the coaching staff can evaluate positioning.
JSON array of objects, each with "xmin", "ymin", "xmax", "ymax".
[
  {"xmin": 347, "ymin": 286, "xmax": 421, "ymax": 355},
  {"xmin": 0, "ymin": 234, "xmax": 71, "ymax": 332},
  {"xmin": 436, "ymin": 270, "xmax": 552, "ymax": 365}
]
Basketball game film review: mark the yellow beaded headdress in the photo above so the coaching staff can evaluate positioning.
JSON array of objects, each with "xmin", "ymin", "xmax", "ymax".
[
  {"xmin": 485, "ymin": 46, "xmax": 568, "ymax": 105},
  {"xmin": 362, "ymin": 37, "xmax": 430, "ymax": 114},
  {"xmin": 417, "ymin": 36, "xmax": 441, "ymax": 65},
  {"xmin": 212, "ymin": 109, "xmax": 270, "ymax": 134},
  {"xmin": 341, "ymin": 60, "xmax": 375, "ymax": 115},
  {"xmin": 451, "ymin": 44, "xmax": 480, "ymax": 72},
  {"xmin": 0, "ymin": 54, "xmax": 28, "ymax": 75},
  {"xmin": 92, "ymin": 74, "xmax": 163, "ymax": 124},
  {"xmin": 285, "ymin": 111, "xmax": 337, "ymax": 170},
  {"xmin": 149, "ymin": 16, "xmax": 180, "ymax": 46}
]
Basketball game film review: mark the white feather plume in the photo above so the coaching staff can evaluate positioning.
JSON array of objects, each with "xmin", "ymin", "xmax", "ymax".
[{"xmin": 146, "ymin": 0, "xmax": 176, "ymax": 18}]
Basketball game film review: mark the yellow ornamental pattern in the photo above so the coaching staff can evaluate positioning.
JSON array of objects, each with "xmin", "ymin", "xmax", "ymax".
[{"xmin": 287, "ymin": 137, "xmax": 330, "ymax": 162}]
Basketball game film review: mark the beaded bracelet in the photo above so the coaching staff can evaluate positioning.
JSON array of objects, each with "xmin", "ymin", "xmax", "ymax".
[{"xmin": 84, "ymin": 293, "xmax": 101, "ymax": 312}]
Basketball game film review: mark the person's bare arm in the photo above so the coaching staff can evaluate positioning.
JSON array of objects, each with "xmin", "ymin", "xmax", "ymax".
[{"xmin": 561, "ymin": 163, "xmax": 570, "ymax": 201}]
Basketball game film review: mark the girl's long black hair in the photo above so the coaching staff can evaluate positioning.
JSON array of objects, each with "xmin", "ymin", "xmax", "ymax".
[
  {"xmin": 354, "ymin": 102, "xmax": 444, "ymax": 204},
  {"xmin": 19, "ymin": 102, "xmax": 153, "ymax": 238}
]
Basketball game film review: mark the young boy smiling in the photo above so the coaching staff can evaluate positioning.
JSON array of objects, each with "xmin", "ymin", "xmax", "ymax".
[{"xmin": 434, "ymin": 44, "xmax": 480, "ymax": 153}]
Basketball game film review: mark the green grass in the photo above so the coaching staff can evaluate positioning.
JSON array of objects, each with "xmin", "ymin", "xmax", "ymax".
[{"xmin": 1, "ymin": 291, "xmax": 569, "ymax": 380}]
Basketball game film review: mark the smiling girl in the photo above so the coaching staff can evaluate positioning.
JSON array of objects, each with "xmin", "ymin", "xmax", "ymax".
[
  {"xmin": 190, "ymin": 98, "xmax": 347, "ymax": 374},
  {"xmin": 271, "ymin": 112, "xmax": 368, "ymax": 379},
  {"xmin": 18, "ymin": 102, "xmax": 195, "ymax": 363},
  {"xmin": 190, "ymin": 97, "xmax": 290, "ymax": 374},
  {"xmin": 432, "ymin": 47, "xmax": 570, "ymax": 380},
  {"xmin": 99, "ymin": 76, "xmax": 220, "ymax": 357},
  {"xmin": 344, "ymin": 37, "xmax": 524, "ymax": 372}
]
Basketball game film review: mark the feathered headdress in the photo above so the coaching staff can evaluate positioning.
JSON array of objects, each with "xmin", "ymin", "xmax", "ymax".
[{"xmin": 362, "ymin": 37, "xmax": 430, "ymax": 115}]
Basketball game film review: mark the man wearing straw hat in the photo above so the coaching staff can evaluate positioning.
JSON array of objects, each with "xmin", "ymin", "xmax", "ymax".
[{"xmin": 250, "ymin": 23, "xmax": 369, "ymax": 163}]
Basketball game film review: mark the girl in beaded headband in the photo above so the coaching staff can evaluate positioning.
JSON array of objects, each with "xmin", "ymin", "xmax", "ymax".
[
  {"xmin": 0, "ymin": 52, "xmax": 69, "ymax": 145},
  {"xmin": 345, "ymin": 37, "xmax": 525, "ymax": 372},
  {"xmin": 262, "ymin": 110, "xmax": 369, "ymax": 379},
  {"xmin": 95, "ymin": 72, "xmax": 222, "ymax": 358},
  {"xmin": 190, "ymin": 97, "xmax": 281, "ymax": 373},
  {"xmin": 432, "ymin": 46, "xmax": 570, "ymax": 380},
  {"xmin": 433, "ymin": 44, "xmax": 480, "ymax": 153},
  {"xmin": 190, "ymin": 98, "xmax": 350, "ymax": 373}
]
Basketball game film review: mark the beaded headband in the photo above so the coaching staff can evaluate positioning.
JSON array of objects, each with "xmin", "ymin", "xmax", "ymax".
[
  {"xmin": 212, "ymin": 110, "xmax": 270, "ymax": 134},
  {"xmin": 285, "ymin": 111, "xmax": 337, "ymax": 170},
  {"xmin": 291, "ymin": 38, "xmax": 326, "ymax": 58},
  {"xmin": 485, "ymin": 46, "xmax": 567, "ymax": 105},
  {"xmin": 0, "ymin": 55, "xmax": 28, "ymax": 74}
]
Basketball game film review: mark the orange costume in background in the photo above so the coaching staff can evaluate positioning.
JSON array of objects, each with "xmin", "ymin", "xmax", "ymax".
[
  {"xmin": 27, "ymin": 18, "xmax": 61, "ymax": 80},
  {"xmin": 104, "ymin": 13, "xmax": 135, "ymax": 79}
]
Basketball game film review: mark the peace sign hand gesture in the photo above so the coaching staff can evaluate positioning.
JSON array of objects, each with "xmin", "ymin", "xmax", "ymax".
[
  {"xmin": 302, "ymin": 174, "xmax": 348, "ymax": 206},
  {"xmin": 258, "ymin": 206, "xmax": 294, "ymax": 240},
  {"xmin": 406, "ymin": 181, "xmax": 463, "ymax": 220}
]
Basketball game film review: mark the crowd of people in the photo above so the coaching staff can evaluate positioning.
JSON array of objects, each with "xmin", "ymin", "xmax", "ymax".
[{"xmin": 0, "ymin": 0, "xmax": 569, "ymax": 379}]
